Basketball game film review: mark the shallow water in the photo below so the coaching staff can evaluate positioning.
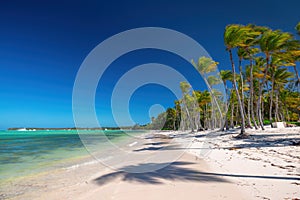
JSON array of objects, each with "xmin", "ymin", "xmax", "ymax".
[{"xmin": 0, "ymin": 130, "xmax": 143, "ymax": 182}]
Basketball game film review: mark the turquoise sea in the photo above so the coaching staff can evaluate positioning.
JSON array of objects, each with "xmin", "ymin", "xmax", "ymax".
[{"xmin": 0, "ymin": 130, "xmax": 139, "ymax": 183}]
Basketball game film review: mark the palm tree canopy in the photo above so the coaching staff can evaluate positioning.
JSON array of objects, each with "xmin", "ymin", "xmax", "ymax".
[
  {"xmin": 237, "ymin": 47, "xmax": 248, "ymax": 59},
  {"xmin": 274, "ymin": 68, "xmax": 294, "ymax": 86},
  {"xmin": 207, "ymin": 75, "xmax": 221, "ymax": 86},
  {"xmin": 259, "ymin": 30, "xmax": 293, "ymax": 54},
  {"xmin": 180, "ymin": 81, "xmax": 191, "ymax": 94},
  {"xmin": 224, "ymin": 24, "xmax": 261, "ymax": 50},
  {"xmin": 274, "ymin": 52, "xmax": 300, "ymax": 66},
  {"xmin": 220, "ymin": 70, "xmax": 233, "ymax": 83},
  {"xmin": 237, "ymin": 47, "xmax": 260, "ymax": 60},
  {"xmin": 191, "ymin": 57, "xmax": 218, "ymax": 75},
  {"xmin": 286, "ymin": 39, "xmax": 300, "ymax": 51}
]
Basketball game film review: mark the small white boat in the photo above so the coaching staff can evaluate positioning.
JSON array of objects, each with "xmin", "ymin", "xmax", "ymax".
[{"xmin": 17, "ymin": 128, "xmax": 27, "ymax": 131}]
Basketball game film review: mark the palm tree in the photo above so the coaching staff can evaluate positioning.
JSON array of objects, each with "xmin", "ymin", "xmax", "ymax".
[
  {"xmin": 267, "ymin": 55, "xmax": 284, "ymax": 127},
  {"xmin": 179, "ymin": 81, "xmax": 195, "ymax": 132},
  {"xmin": 237, "ymin": 48, "xmax": 251, "ymax": 127},
  {"xmin": 198, "ymin": 90, "xmax": 211, "ymax": 129},
  {"xmin": 224, "ymin": 24, "xmax": 252, "ymax": 136},
  {"xmin": 257, "ymin": 30, "xmax": 293, "ymax": 130},
  {"xmin": 236, "ymin": 25, "xmax": 262, "ymax": 129},
  {"xmin": 192, "ymin": 91, "xmax": 204, "ymax": 131},
  {"xmin": 191, "ymin": 57, "xmax": 224, "ymax": 127},
  {"xmin": 273, "ymin": 68, "xmax": 294, "ymax": 121},
  {"xmin": 244, "ymin": 48, "xmax": 260, "ymax": 129}
]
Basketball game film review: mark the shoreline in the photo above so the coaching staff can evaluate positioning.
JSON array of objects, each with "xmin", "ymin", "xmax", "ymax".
[{"xmin": 1, "ymin": 127, "xmax": 299, "ymax": 199}]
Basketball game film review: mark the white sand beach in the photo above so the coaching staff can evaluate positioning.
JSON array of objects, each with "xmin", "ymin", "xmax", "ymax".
[
  {"xmin": 2, "ymin": 127, "xmax": 300, "ymax": 200},
  {"xmin": 189, "ymin": 126, "xmax": 300, "ymax": 199}
]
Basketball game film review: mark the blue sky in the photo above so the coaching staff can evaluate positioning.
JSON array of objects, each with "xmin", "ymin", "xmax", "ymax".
[{"xmin": 0, "ymin": 0, "xmax": 299, "ymax": 129}]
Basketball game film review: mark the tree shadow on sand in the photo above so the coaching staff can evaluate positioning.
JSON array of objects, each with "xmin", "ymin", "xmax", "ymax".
[
  {"xmin": 93, "ymin": 161, "xmax": 229, "ymax": 186},
  {"xmin": 93, "ymin": 161, "xmax": 300, "ymax": 186},
  {"xmin": 233, "ymin": 135, "xmax": 300, "ymax": 149}
]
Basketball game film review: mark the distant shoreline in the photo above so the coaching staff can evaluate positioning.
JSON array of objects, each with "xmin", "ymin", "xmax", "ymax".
[{"xmin": 7, "ymin": 127, "xmax": 132, "ymax": 131}]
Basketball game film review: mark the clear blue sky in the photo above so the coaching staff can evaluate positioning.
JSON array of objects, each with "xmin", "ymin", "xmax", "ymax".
[{"xmin": 0, "ymin": 0, "xmax": 299, "ymax": 129}]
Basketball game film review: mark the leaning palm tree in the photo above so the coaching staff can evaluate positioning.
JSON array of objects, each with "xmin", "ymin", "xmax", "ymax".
[
  {"xmin": 224, "ymin": 24, "xmax": 253, "ymax": 136},
  {"xmin": 191, "ymin": 57, "xmax": 224, "ymax": 126},
  {"xmin": 257, "ymin": 30, "xmax": 293, "ymax": 130}
]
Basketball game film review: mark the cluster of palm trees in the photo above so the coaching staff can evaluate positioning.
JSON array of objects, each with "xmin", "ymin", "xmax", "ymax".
[
  {"xmin": 148, "ymin": 23, "xmax": 300, "ymax": 135},
  {"xmin": 223, "ymin": 23, "xmax": 300, "ymax": 136},
  {"xmin": 149, "ymin": 57, "xmax": 225, "ymax": 132}
]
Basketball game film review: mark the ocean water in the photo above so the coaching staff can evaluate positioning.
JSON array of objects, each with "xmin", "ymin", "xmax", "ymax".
[{"xmin": 0, "ymin": 130, "xmax": 141, "ymax": 183}]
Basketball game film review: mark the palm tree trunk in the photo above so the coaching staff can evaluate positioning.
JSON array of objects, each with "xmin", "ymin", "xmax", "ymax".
[
  {"xmin": 239, "ymin": 58, "xmax": 251, "ymax": 128},
  {"xmin": 203, "ymin": 78, "xmax": 223, "ymax": 121},
  {"xmin": 230, "ymin": 100, "xmax": 234, "ymax": 128},
  {"xmin": 257, "ymin": 53, "xmax": 271, "ymax": 130},
  {"xmin": 197, "ymin": 110, "xmax": 203, "ymax": 131},
  {"xmin": 229, "ymin": 50, "xmax": 246, "ymax": 135},
  {"xmin": 269, "ymin": 71, "xmax": 275, "ymax": 128},
  {"xmin": 247, "ymin": 94, "xmax": 251, "ymax": 128},
  {"xmin": 293, "ymin": 65, "xmax": 300, "ymax": 85},
  {"xmin": 262, "ymin": 95, "xmax": 265, "ymax": 122},
  {"xmin": 275, "ymin": 89, "xmax": 279, "ymax": 122},
  {"xmin": 182, "ymin": 95, "xmax": 194, "ymax": 132},
  {"xmin": 279, "ymin": 101, "xmax": 284, "ymax": 122},
  {"xmin": 222, "ymin": 81, "xmax": 230, "ymax": 131},
  {"xmin": 294, "ymin": 63, "xmax": 300, "ymax": 81},
  {"xmin": 249, "ymin": 57, "xmax": 258, "ymax": 129}
]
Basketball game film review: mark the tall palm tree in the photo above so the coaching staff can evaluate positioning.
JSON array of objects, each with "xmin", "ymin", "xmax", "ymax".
[
  {"xmin": 237, "ymin": 48, "xmax": 251, "ymax": 127},
  {"xmin": 253, "ymin": 57, "xmax": 266, "ymax": 124},
  {"xmin": 236, "ymin": 25, "xmax": 262, "ymax": 129},
  {"xmin": 244, "ymin": 48, "xmax": 260, "ymax": 129},
  {"xmin": 224, "ymin": 24, "xmax": 253, "ymax": 136},
  {"xmin": 257, "ymin": 30, "xmax": 293, "ymax": 130}
]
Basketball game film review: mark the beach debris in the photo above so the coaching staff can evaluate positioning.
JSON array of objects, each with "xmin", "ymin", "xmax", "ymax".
[{"xmin": 228, "ymin": 147, "xmax": 241, "ymax": 150}]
